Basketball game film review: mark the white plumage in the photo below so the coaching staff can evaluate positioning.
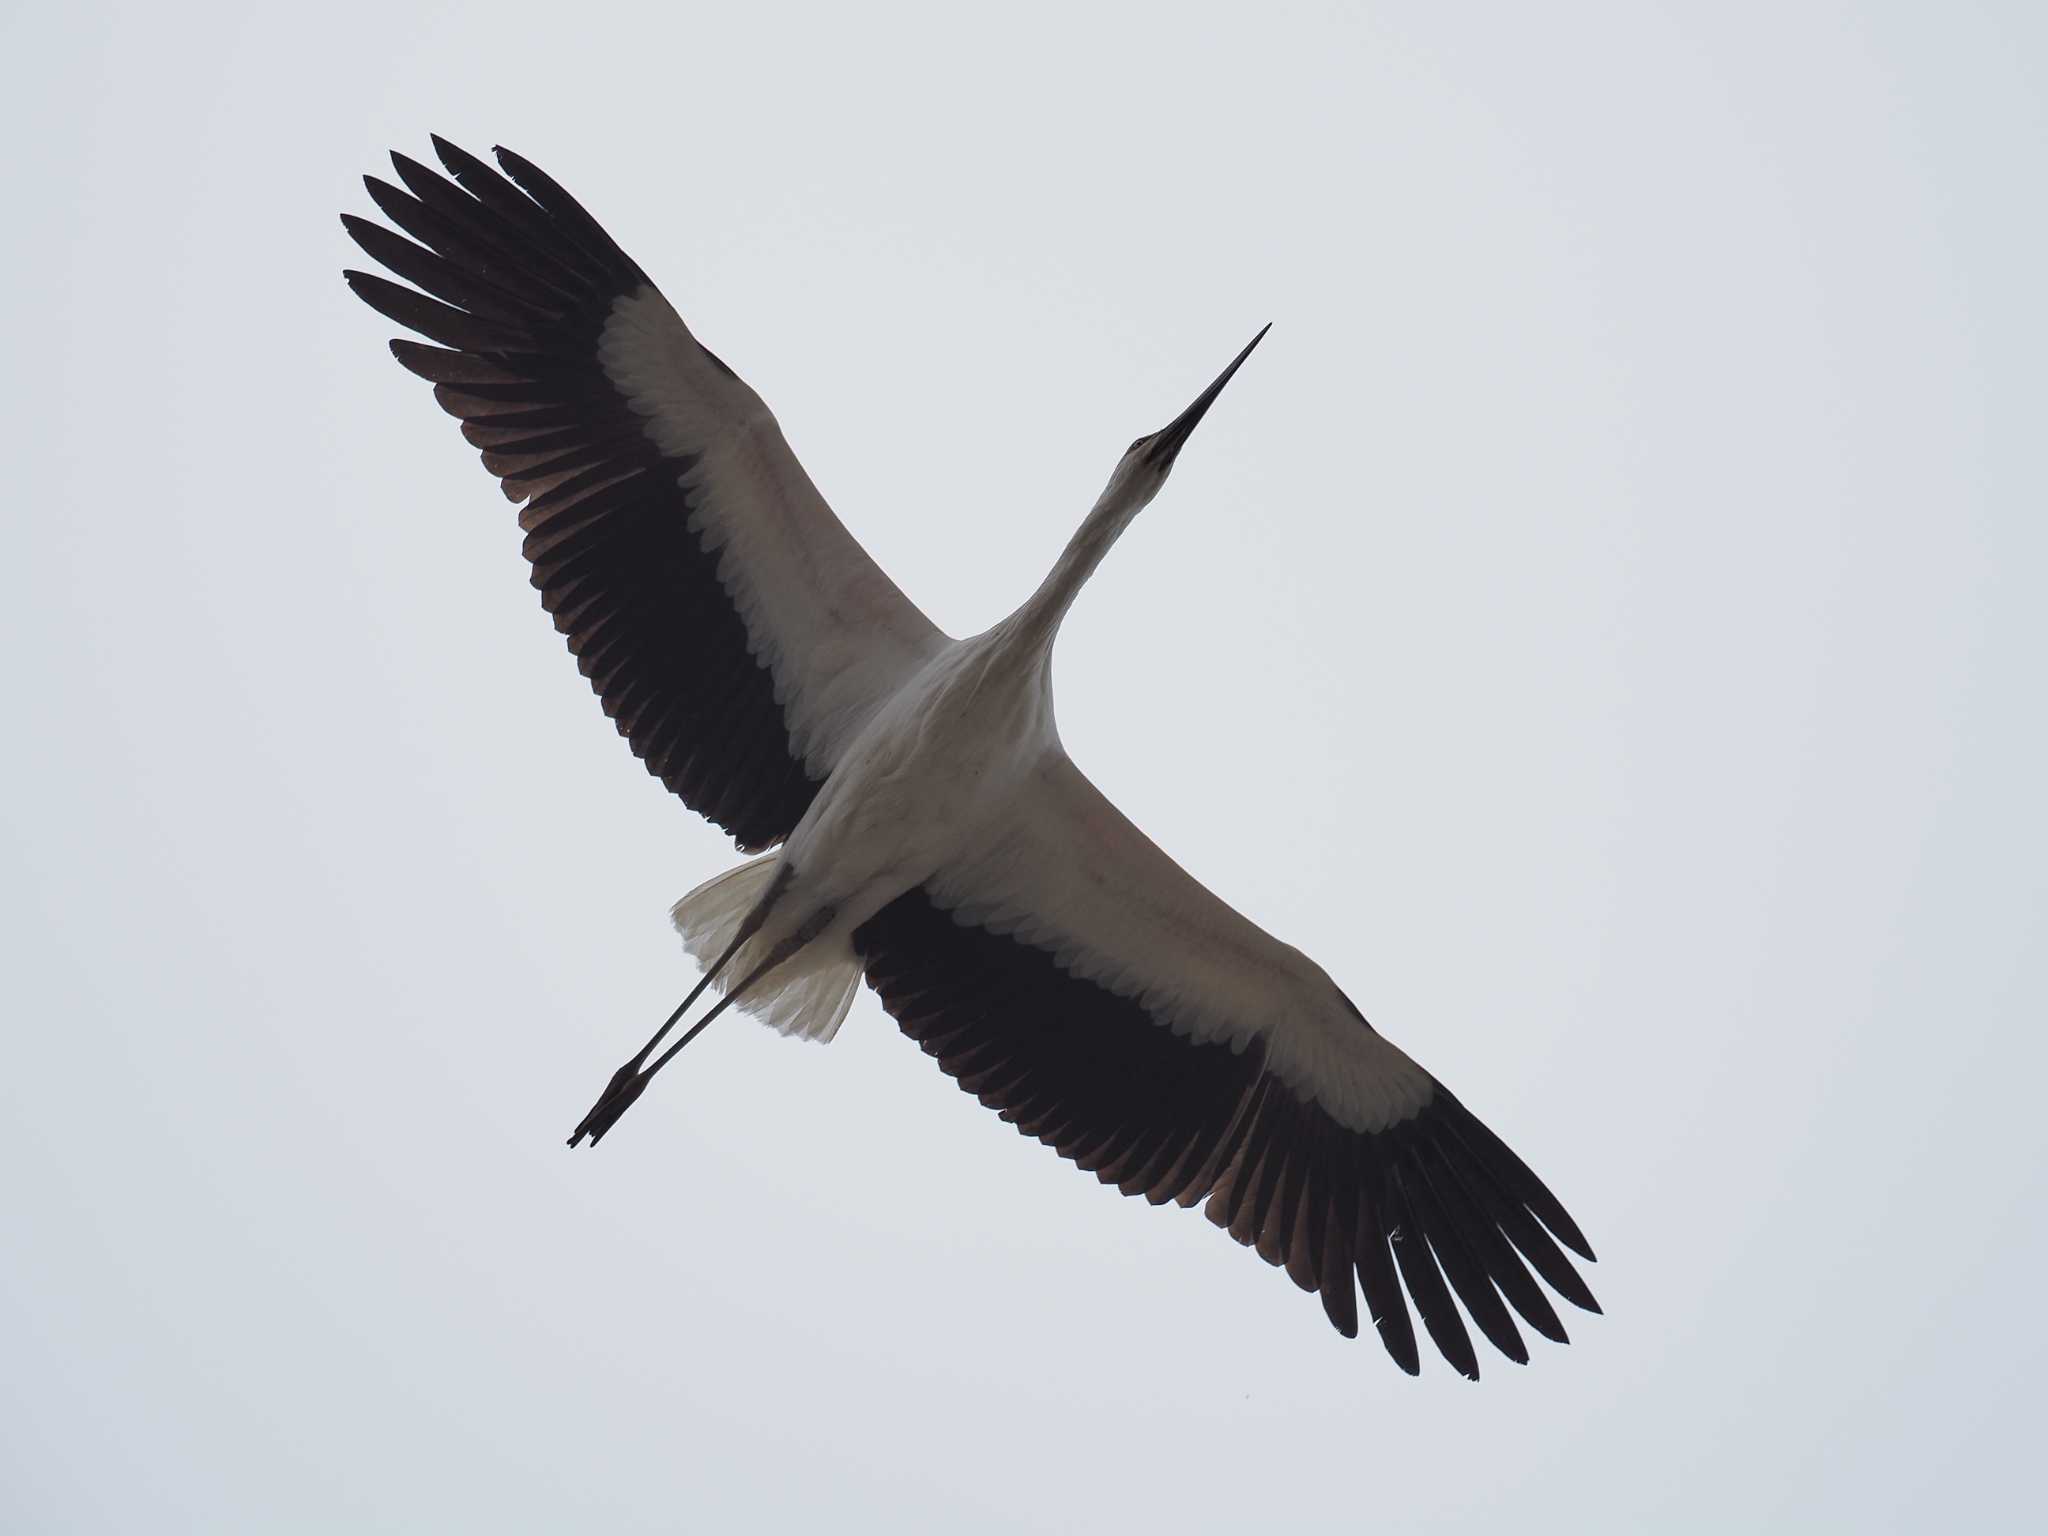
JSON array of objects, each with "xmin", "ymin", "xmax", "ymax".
[
  {"xmin": 927, "ymin": 753, "xmax": 1437, "ymax": 1134},
  {"xmin": 599, "ymin": 288, "xmax": 947, "ymax": 776},
  {"xmin": 346, "ymin": 138, "xmax": 1598, "ymax": 1377}
]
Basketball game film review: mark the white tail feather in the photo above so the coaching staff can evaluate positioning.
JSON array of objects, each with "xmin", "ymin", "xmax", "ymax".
[{"xmin": 669, "ymin": 855, "xmax": 862, "ymax": 1043}]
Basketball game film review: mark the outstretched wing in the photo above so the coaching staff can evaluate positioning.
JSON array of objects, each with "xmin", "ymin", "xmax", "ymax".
[
  {"xmin": 854, "ymin": 752, "xmax": 1597, "ymax": 1377},
  {"xmin": 344, "ymin": 139, "xmax": 947, "ymax": 851}
]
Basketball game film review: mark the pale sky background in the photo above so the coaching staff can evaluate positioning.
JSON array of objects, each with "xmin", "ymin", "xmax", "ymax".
[{"xmin": 5, "ymin": 2, "xmax": 2043, "ymax": 1530}]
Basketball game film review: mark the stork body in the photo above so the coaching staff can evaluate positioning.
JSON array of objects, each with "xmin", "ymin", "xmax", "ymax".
[
  {"xmin": 345, "ymin": 139, "xmax": 1600, "ymax": 1377},
  {"xmin": 778, "ymin": 617, "xmax": 1060, "ymax": 962}
]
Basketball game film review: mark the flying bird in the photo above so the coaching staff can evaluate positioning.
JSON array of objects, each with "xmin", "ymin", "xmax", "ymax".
[{"xmin": 343, "ymin": 139, "xmax": 1598, "ymax": 1378}]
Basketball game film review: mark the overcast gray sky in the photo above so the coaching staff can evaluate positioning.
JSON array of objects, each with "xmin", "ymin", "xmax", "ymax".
[{"xmin": 5, "ymin": 2, "xmax": 2043, "ymax": 1530}]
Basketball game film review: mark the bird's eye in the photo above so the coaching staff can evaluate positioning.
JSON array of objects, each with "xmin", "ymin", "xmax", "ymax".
[{"xmin": 1129, "ymin": 436, "xmax": 1150, "ymax": 454}]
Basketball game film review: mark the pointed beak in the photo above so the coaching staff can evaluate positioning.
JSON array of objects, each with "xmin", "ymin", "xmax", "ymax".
[{"xmin": 1146, "ymin": 323, "xmax": 1271, "ymax": 468}]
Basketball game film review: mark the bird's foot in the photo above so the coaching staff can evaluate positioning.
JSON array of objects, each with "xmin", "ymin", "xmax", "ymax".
[{"xmin": 567, "ymin": 1063, "xmax": 649, "ymax": 1148}]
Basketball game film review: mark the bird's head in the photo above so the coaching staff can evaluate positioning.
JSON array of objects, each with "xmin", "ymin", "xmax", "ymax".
[{"xmin": 1105, "ymin": 323, "xmax": 1271, "ymax": 508}]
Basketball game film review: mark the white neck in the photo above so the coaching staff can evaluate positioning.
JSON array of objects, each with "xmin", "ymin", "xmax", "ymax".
[{"xmin": 995, "ymin": 477, "xmax": 1150, "ymax": 669}]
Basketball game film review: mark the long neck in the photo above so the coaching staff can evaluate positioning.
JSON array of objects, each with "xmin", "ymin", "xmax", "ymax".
[{"xmin": 997, "ymin": 487, "xmax": 1145, "ymax": 665}]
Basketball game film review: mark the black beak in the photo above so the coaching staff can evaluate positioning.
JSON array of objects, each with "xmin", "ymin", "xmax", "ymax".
[{"xmin": 1146, "ymin": 323, "xmax": 1271, "ymax": 468}]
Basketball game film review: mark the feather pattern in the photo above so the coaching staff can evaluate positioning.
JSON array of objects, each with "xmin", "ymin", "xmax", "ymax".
[
  {"xmin": 344, "ymin": 139, "xmax": 945, "ymax": 850},
  {"xmin": 856, "ymin": 879, "xmax": 1599, "ymax": 1377}
]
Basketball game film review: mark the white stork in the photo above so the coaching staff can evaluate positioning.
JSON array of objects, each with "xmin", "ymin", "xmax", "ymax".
[{"xmin": 344, "ymin": 139, "xmax": 1598, "ymax": 1377}]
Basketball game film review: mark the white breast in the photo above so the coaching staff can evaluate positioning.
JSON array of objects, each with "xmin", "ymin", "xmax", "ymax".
[{"xmin": 780, "ymin": 634, "xmax": 1057, "ymax": 923}]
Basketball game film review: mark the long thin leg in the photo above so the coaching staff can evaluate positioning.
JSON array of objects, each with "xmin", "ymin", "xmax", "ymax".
[
  {"xmin": 566, "ymin": 866, "xmax": 791, "ymax": 1148},
  {"xmin": 571, "ymin": 902, "xmax": 836, "ymax": 1149}
]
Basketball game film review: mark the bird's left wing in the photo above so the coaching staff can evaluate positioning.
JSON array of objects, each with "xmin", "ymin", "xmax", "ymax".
[
  {"xmin": 344, "ymin": 140, "xmax": 948, "ymax": 851},
  {"xmin": 854, "ymin": 752, "xmax": 1598, "ymax": 1376}
]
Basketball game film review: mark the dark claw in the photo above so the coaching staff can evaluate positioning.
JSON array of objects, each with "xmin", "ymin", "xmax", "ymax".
[
  {"xmin": 584, "ymin": 1072, "xmax": 649, "ymax": 1146},
  {"xmin": 568, "ymin": 1061, "xmax": 648, "ymax": 1148}
]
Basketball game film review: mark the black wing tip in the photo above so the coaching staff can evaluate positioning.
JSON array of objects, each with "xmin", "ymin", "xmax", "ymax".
[
  {"xmin": 430, "ymin": 134, "xmax": 496, "ymax": 185},
  {"xmin": 490, "ymin": 144, "xmax": 559, "ymax": 205},
  {"xmin": 341, "ymin": 269, "xmax": 397, "ymax": 331},
  {"xmin": 1436, "ymin": 1084, "xmax": 1600, "ymax": 1261},
  {"xmin": 1371, "ymin": 1310, "xmax": 1422, "ymax": 1375},
  {"xmin": 387, "ymin": 337, "xmax": 447, "ymax": 374},
  {"xmin": 1555, "ymin": 1224, "xmax": 1598, "ymax": 1265},
  {"xmin": 387, "ymin": 149, "xmax": 445, "ymax": 196}
]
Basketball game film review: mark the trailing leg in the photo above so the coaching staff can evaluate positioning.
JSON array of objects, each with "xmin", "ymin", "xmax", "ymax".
[
  {"xmin": 566, "ymin": 863, "xmax": 792, "ymax": 1147},
  {"xmin": 570, "ymin": 898, "xmax": 838, "ymax": 1148}
]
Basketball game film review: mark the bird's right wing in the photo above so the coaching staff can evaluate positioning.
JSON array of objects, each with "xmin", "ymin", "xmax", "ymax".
[
  {"xmin": 855, "ymin": 751, "xmax": 1597, "ymax": 1376},
  {"xmin": 344, "ymin": 140, "xmax": 949, "ymax": 851}
]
